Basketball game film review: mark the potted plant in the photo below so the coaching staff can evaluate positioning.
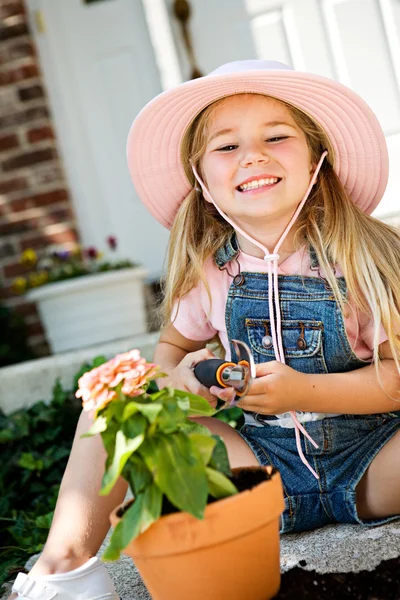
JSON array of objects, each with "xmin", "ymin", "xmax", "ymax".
[
  {"xmin": 11, "ymin": 237, "xmax": 148, "ymax": 354},
  {"xmin": 76, "ymin": 349, "xmax": 285, "ymax": 600}
]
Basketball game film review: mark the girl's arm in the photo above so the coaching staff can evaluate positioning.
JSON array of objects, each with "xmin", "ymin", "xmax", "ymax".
[
  {"xmin": 153, "ymin": 324, "xmax": 221, "ymax": 405},
  {"xmin": 301, "ymin": 340, "xmax": 400, "ymax": 414},
  {"xmin": 240, "ymin": 340, "xmax": 400, "ymax": 415}
]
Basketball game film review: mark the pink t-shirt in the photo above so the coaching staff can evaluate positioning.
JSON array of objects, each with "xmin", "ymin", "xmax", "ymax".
[{"xmin": 172, "ymin": 246, "xmax": 387, "ymax": 361}]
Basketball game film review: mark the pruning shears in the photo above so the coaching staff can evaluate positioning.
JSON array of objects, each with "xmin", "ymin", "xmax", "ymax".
[{"xmin": 194, "ymin": 339, "xmax": 256, "ymax": 408}]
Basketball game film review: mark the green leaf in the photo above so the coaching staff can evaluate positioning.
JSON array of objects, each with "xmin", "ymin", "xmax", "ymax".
[
  {"xmin": 34, "ymin": 512, "xmax": 54, "ymax": 529},
  {"xmin": 179, "ymin": 419, "xmax": 212, "ymax": 436},
  {"xmin": 18, "ymin": 453, "xmax": 43, "ymax": 471},
  {"xmin": 92, "ymin": 355, "xmax": 107, "ymax": 368},
  {"xmin": 156, "ymin": 393, "xmax": 187, "ymax": 433},
  {"xmin": 103, "ymin": 484, "xmax": 162, "ymax": 561},
  {"xmin": 206, "ymin": 467, "xmax": 238, "ymax": 499},
  {"xmin": 80, "ymin": 415, "xmax": 107, "ymax": 438},
  {"xmin": 121, "ymin": 402, "xmax": 138, "ymax": 421},
  {"xmin": 209, "ymin": 435, "xmax": 232, "ymax": 477},
  {"xmin": 123, "ymin": 401, "xmax": 162, "ymax": 424},
  {"xmin": 51, "ymin": 378, "xmax": 67, "ymax": 407},
  {"xmin": 140, "ymin": 433, "xmax": 208, "ymax": 519},
  {"xmin": 176, "ymin": 398, "xmax": 190, "ymax": 412},
  {"xmin": 173, "ymin": 390, "xmax": 216, "ymax": 417},
  {"xmin": 98, "ymin": 399, "xmax": 124, "ymax": 423},
  {"xmin": 188, "ymin": 433, "xmax": 216, "ymax": 466},
  {"xmin": 122, "ymin": 455, "xmax": 152, "ymax": 495},
  {"xmin": 100, "ymin": 421, "xmax": 146, "ymax": 496}
]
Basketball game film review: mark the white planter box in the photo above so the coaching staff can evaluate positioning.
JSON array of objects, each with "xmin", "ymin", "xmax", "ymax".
[{"xmin": 27, "ymin": 268, "xmax": 148, "ymax": 353}]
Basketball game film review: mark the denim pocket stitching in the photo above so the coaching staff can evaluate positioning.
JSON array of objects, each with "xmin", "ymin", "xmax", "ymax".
[{"xmin": 246, "ymin": 318, "xmax": 324, "ymax": 358}]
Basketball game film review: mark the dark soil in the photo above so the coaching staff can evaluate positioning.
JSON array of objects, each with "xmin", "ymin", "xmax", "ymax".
[{"xmin": 275, "ymin": 556, "xmax": 400, "ymax": 599}]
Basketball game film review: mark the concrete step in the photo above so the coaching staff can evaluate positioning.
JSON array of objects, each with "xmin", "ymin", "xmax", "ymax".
[
  {"xmin": 2, "ymin": 520, "xmax": 398, "ymax": 600},
  {"xmin": 0, "ymin": 332, "xmax": 159, "ymax": 415}
]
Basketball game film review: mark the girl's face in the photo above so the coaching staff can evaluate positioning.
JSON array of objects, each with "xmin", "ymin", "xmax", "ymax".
[{"xmin": 201, "ymin": 94, "xmax": 314, "ymax": 227}]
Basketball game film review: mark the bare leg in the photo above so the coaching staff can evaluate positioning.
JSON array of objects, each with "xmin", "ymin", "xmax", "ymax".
[
  {"xmin": 194, "ymin": 417, "xmax": 259, "ymax": 468},
  {"xmin": 11, "ymin": 409, "xmax": 127, "ymax": 591},
  {"xmin": 356, "ymin": 429, "xmax": 400, "ymax": 519}
]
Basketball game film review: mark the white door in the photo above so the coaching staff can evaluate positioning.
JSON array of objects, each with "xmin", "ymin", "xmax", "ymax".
[{"xmin": 26, "ymin": 0, "xmax": 170, "ymax": 279}]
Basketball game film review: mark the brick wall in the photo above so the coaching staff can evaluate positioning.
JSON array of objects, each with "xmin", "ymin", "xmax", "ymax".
[{"xmin": 0, "ymin": 0, "xmax": 79, "ymax": 357}]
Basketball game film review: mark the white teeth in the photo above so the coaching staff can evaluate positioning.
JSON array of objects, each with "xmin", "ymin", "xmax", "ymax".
[{"xmin": 238, "ymin": 177, "xmax": 279, "ymax": 191}]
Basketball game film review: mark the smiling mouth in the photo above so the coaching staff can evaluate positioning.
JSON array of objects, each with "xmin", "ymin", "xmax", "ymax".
[{"xmin": 237, "ymin": 177, "xmax": 282, "ymax": 192}]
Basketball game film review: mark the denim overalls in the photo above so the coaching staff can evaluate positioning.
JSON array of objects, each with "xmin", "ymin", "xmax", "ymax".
[{"xmin": 215, "ymin": 236, "xmax": 400, "ymax": 533}]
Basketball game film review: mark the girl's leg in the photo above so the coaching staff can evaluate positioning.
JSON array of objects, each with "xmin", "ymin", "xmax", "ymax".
[
  {"xmin": 194, "ymin": 417, "xmax": 259, "ymax": 468},
  {"xmin": 16, "ymin": 409, "xmax": 127, "ymax": 579},
  {"xmin": 356, "ymin": 429, "xmax": 400, "ymax": 519}
]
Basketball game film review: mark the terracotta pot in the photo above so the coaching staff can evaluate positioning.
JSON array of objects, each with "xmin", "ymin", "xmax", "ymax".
[{"xmin": 110, "ymin": 466, "xmax": 284, "ymax": 600}]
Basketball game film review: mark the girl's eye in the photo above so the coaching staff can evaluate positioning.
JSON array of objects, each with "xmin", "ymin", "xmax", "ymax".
[
  {"xmin": 267, "ymin": 136, "xmax": 288, "ymax": 143},
  {"xmin": 217, "ymin": 144, "xmax": 238, "ymax": 152}
]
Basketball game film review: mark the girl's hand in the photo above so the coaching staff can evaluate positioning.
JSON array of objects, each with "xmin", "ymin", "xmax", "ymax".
[
  {"xmin": 162, "ymin": 348, "xmax": 225, "ymax": 408},
  {"xmin": 235, "ymin": 361, "xmax": 308, "ymax": 415}
]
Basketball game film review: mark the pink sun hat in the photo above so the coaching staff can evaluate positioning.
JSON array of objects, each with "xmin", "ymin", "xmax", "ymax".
[{"xmin": 127, "ymin": 60, "xmax": 389, "ymax": 229}]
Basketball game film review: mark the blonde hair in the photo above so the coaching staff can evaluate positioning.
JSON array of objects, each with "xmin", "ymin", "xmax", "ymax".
[{"xmin": 162, "ymin": 93, "xmax": 400, "ymax": 381}]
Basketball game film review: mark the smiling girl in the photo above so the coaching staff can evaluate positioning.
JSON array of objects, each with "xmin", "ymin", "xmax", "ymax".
[{"xmin": 129, "ymin": 60, "xmax": 400, "ymax": 533}]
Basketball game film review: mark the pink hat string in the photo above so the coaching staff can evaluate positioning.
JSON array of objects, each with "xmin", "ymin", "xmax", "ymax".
[{"xmin": 192, "ymin": 150, "xmax": 328, "ymax": 479}]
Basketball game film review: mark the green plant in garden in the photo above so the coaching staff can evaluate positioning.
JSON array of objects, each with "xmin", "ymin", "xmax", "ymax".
[
  {"xmin": 0, "ymin": 357, "xmax": 106, "ymax": 586},
  {"xmin": 11, "ymin": 236, "xmax": 137, "ymax": 294},
  {"xmin": 76, "ymin": 350, "xmax": 240, "ymax": 560}
]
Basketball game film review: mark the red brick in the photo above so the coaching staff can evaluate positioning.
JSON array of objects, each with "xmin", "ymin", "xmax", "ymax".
[
  {"xmin": 0, "ymin": 220, "xmax": 30, "ymax": 236},
  {"xmin": 10, "ymin": 189, "xmax": 68, "ymax": 212},
  {"xmin": 0, "ymin": 207, "xmax": 74, "ymax": 237},
  {"xmin": 0, "ymin": 175, "xmax": 28, "ymax": 194},
  {"xmin": 0, "ymin": 65, "xmax": 39, "ymax": 87},
  {"xmin": 13, "ymin": 63, "xmax": 39, "ymax": 82},
  {"xmin": 0, "ymin": 2, "xmax": 25, "ymax": 20},
  {"xmin": 3, "ymin": 261, "xmax": 30, "ymax": 277},
  {"xmin": 27, "ymin": 125, "xmax": 54, "ymax": 144},
  {"xmin": 0, "ymin": 71, "xmax": 13, "ymax": 86},
  {"xmin": 0, "ymin": 133, "xmax": 19, "ymax": 151},
  {"xmin": 0, "ymin": 106, "xmax": 48, "ymax": 129},
  {"xmin": 0, "ymin": 285, "xmax": 12, "ymax": 300},
  {"xmin": 20, "ymin": 228, "xmax": 78, "ymax": 250},
  {"xmin": 2, "ymin": 147, "xmax": 55, "ymax": 171},
  {"xmin": 7, "ymin": 40, "xmax": 35, "ymax": 61},
  {"xmin": 18, "ymin": 84, "xmax": 44, "ymax": 102},
  {"xmin": 0, "ymin": 21, "xmax": 28, "ymax": 41},
  {"xmin": 26, "ymin": 320, "xmax": 45, "ymax": 336},
  {"xmin": 13, "ymin": 301, "xmax": 38, "ymax": 318}
]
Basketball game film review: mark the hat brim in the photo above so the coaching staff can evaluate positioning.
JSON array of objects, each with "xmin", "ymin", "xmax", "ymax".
[{"xmin": 127, "ymin": 70, "xmax": 388, "ymax": 229}]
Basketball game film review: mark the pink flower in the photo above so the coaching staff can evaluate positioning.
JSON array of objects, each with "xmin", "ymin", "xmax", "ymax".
[{"xmin": 76, "ymin": 349, "xmax": 158, "ymax": 413}]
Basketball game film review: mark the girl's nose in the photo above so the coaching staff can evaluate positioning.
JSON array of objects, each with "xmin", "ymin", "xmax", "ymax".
[{"xmin": 240, "ymin": 144, "xmax": 270, "ymax": 167}]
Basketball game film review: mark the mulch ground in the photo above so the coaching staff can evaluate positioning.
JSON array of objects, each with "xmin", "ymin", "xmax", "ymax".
[{"xmin": 275, "ymin": 556, "xmax": 400, "ymax": 599}]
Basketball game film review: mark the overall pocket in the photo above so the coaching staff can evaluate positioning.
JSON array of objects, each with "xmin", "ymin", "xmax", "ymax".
[{"xmin": 245, "ymin": 318, "xmax": 328, "ymax": 374}]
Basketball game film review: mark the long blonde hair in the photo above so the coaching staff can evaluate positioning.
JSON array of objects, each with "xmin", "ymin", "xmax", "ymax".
[{"xmin": 162, "ymin": 93, "xmax": 400, "ymax": 378}]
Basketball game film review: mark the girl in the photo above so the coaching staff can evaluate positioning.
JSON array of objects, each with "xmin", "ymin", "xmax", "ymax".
[{"xmin": 10, "ymin": 60, "xmax": 400, "ymax": 599}]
